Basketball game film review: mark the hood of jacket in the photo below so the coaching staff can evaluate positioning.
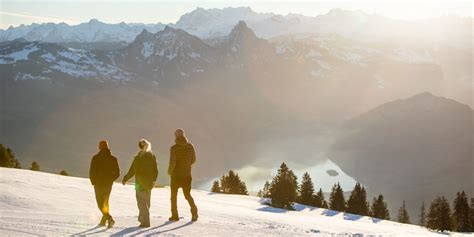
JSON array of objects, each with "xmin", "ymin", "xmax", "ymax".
[
  {"xmin": 175, "ymin": 135, "xmax": 188, "ymax": 146},
  {"xmin": 98, "ymin": 149, "xmax": 111, "ymax": 156}
]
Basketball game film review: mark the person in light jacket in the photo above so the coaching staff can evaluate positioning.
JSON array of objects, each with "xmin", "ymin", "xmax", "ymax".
[{"xmin": 122, "ymin": 139, "xmax": 158, "ymax": 227}]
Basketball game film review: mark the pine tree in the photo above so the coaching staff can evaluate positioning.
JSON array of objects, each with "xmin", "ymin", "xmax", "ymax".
[
  {"xmin": 314, "ymin": 188, "xmax": 328, "ymax": 208},
  {"xmin": 329, "ymin": 183, "xmax": 346, "ymax": 212},
  {"xmin": 346, "ymin": 182, "xmax": 369, "ymax": 216},
  {"xmin": 370, "ymin": 194, "xmax": 390, "ymax": 220},
  {"xmin": 419, "ymin": 201, "xmax": 427, "ymax": 227},
  {"xmin": 427, "ymin": 196, "xmax": 453, "ymax": 232},
  {"xmin": 452, "ymin": 191, "xmax": 470, "ymax": 232},
  {"xmin": 397, "ymin": 200, "xmax": 411, "ymax": 224},
  {"xmin": 30, "ymin": 161, "xmax": 40, "ymax": 171},
  {"xmin": 59, "ymin": 170, "xmax": 69, "ymax": 176},
  {"xmin": 470, "ymin": 198, "xmax": 474, "ymax": 232},
  {"xmin": 219, "ymin": 170, "xmax": 248, "ymax": 195},
  {"xmin": 261, "ymin": 181, "xmax": 271, "ymax": 198},
  {"xmin": 211, "ymin": 180, "xmax": 221, "ymax": 193},
  {"xmin": 297, "ymin": 172, "xmax": 315, "ymax": 206},
  {"xmin": 0, "ymin": 144, "xmax": 21, "ymax": 168},
  {"xmin": 269, "ymin": 162, "xmax": 298, "ymax": 210}
]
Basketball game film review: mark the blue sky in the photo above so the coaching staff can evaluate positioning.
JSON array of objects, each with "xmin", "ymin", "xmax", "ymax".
[{"xmin": 0, "ymin": 0, "xmax": 471, "ymax": 29}]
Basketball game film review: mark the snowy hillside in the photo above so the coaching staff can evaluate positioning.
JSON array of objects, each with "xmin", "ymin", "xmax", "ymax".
[{"xmin": 0, "ymin": 168, "xmax": 457, "ymax": 236}]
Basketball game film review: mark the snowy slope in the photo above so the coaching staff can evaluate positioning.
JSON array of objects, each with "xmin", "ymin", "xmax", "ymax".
[{"xmin": 0, "ymin": 168, "xmax": 458, "ymax": 236}]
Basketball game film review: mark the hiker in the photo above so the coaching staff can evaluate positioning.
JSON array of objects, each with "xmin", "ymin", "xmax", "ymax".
[
  {"xmin": 89, "ymin": 140, "xmax": 120, "ymax": 228},
  {"xmin": 122, "ymin": 139, "xmax": 158, "ymax": 228},
  {"xmin": 168, "ymin": 128, "xmax": 198, "ymax": 221}
]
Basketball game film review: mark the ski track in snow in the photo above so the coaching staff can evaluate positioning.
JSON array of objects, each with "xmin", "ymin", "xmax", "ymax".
[{"xmin": 0, "ymin": 168, "xmax": 467, "ymax": 237}]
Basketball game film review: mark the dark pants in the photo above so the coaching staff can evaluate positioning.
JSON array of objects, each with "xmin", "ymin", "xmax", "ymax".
[
  {"xmin": 136, "ymin": 189, "xmax": 152, "ymax": 225},
  {"xmin": 170, "ymin": 175, "xmax": 197, "ymax": 217},
  {"xmin": 94, "ymin": 185, "xmax": 113, "ymax": 220}
]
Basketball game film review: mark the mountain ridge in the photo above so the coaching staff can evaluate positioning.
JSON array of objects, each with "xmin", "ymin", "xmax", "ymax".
[{"xmin": 1, "ymin": 7, "xmax": 471, "ymax": 48}]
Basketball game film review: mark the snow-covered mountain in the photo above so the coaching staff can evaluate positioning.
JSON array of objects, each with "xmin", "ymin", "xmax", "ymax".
[
  {"xmin": 0, "ymin": 39, "xmax": 130, "ymax": 81},
  {"xmin": 107, "ymin": 26, "xmax": 220, "ymax": 80},
  {"xmin": 1, "ymin": 7, "xmax": 471, "ymax": 49},
  {"xmin": 0, "ymin": 22, "xmax": 272, "ymax": 82},
  {"xmin": 0, "ymin": 167, "xmax": 445, "ymax": 236},
  {"xmin": 0, "ymin": 19, "xmax": 165, "ymax": 43}
]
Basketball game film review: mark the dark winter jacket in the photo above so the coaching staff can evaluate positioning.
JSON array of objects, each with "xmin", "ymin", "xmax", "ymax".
[
  {"xmin": 123, "ymin": 151, "xmax": 158, "ymax": 191},
  {"xmin": 89, "ymin": 149, "xmax": 120, "ymax": 186},
  {"xmin": 168, "ymin": 136, "xmax": 196, "ymax": 177}
]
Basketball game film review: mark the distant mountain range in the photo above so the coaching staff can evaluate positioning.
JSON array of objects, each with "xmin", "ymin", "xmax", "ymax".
[{"xmin": 1, "ymin": 7, "xmax": 471, "ymax": 48}]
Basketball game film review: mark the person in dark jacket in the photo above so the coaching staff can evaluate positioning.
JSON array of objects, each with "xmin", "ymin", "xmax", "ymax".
[
  {"xmin": 122, "ymin": 139, "xmax": 158, "ymax": 227},
  {"xmin": 168, "ymin": 129, "xmax": 198, "ymax": 222},
  {"xmin": 89, "ymin": 140, "xmax": 120, "ymax": 228}
]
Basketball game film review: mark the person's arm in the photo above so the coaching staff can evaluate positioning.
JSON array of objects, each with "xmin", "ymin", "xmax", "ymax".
[
  {"xmin": 190, "ymin": 144, "xmax": 196, "ymax": 165},
  {"xmin": 152, "ymin": 154, "xmax": 158, "ymax": 181},
  {"xmin": 168, "ymin": 147, "xmax": 176, "ymax": 176},
  {"xmin": 122, "ymin": 157, "xmax": 136, "ymax": 184},
  {"xmin": 89, "ymin": 156, "xmax": 96, "ymax": 185},
  {"xmin": 112, "ymin": 156, "xmax": 120, "ymax": 182}
]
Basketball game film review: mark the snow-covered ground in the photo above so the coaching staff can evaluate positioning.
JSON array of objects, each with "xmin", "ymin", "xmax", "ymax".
[{"xmin": 0, "ymin": 168, "xmax": 466, "ymax": 236}]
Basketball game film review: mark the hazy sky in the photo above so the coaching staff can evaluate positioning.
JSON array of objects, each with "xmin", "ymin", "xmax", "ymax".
[{"xmin": 0, "ymin": 0, "xmax": 471, "ymax": 29}]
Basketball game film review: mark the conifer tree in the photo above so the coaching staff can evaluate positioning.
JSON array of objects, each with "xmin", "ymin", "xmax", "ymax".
[
  {"xmin": 470, "ymin": 198, "xmax": 474, "ymax": 232},
  {"xmin": 261, "ymin": 181, "xmax": 271, "ymax": 198},
  {"xmin": 346, "ymin": 182, "xmax": 369, "ymax": 216},
  {"xmin": 452, "ymin": 191, "xmax": 470, "ymax": 232},
  {"xmin": 219, "ymin": 170, "xmax": 248, "ymax": 195},
  {"xmin": 427, "ymin": 196, "xmax": 453, "ymax": 232},
  {"xmin": 370, "ymin": 194, "xmax": 390, "ymax": 220},
  {"xmin": 419, "ymin": 201, "xmax": 427, "ymax": 227},
  {"xmin": 30, "ymin": 161, "xmax": 40, "ymax": 171},
  {"xmin": 269, "ymin": 162, "xmax": 298, "ymax": 210},
  {"xmin": 314, "ymin": 188, "xmax": 328, "ymax": 208},
  {"xmin": 397, "ymin": 200, "xmax": 411, "ymax": 224},
  {"xmin": 297, "ymin": 172, "xmax": 315, "ymax": 206},
  {"xmin": 329, "ymin": 183, "xmax": 346, "ymax": 212},
  {"xmin": 211, "ymin": 180, "xmax": 221, "ymax": 193},
  {"xmin": 59, "ymin": 170, "xmax": 69, "ymax": 176},
  {"xmin": 0, "ymin": 144, "xmax": 21, "ymax": 168}
]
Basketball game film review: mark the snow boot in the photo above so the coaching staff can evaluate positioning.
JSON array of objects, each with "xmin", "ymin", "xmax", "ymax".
[
  {"xmin": 191, "ymin": 208, "xmax": 198, "ymax": 222},
  {"xmin": 139, "ymin": 223, "xmax": 150, "ymax": 228},
  {"xmin": 98, "ymin": 215, "xmax": 107, "ymax": 227},
  {"xmin": 107, "ymin": 218, "xmax": 115, "ymax": 228},
  {"xmin": 168, "ymin": 216, "xmax": 179, "ymax": 221}
]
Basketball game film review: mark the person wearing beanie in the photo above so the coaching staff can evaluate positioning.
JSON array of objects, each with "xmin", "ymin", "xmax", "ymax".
[
  {"xmin": 122, "ymin": 139, "xmax": 158, "ymax": 228},
  {"xmin": 89, "ymin": 140, "xmax": 120, "ymax": 228},
  {"xmin": 168, "ymin": 129, "xmax": 198, "ymax": 222}
]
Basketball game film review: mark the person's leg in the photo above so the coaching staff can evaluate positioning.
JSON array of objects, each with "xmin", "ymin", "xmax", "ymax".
[
  {"xmin": 169, "ymin": 177, "xmax": 179, "ymax": 220},
  {"xmin": 136, "ymin": 190, "xmax": 143, "ymax": 224},
  {"xmin": 103, "ymin": 185, "xmax": 112, "ymax": 219},
  {"xmin": 103, "ymin": 185, "xmax": 115, "ymax": 227},
  {"xmin": 182, "ymin": 176, "xmax": 198, "ymax": 220},
  {"xmin": 94, "ymin": 186, "xmax": 107, "ymax": 226},
  {"xmin": 143, "ymin": 190, "xmax": 151, "ymax": 225},
  {"xmin": 136, "ymin": 190, "xmax": 151, "ymax": 227}
]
